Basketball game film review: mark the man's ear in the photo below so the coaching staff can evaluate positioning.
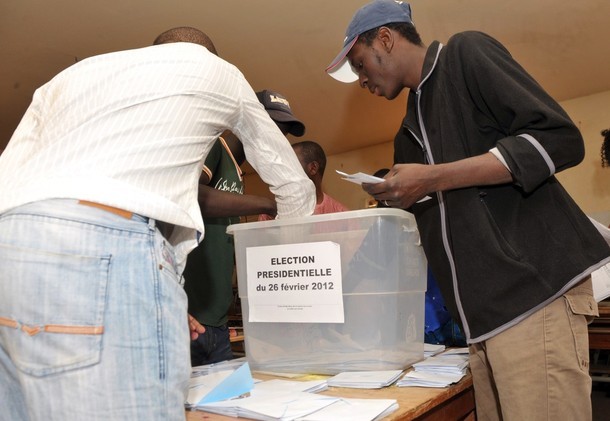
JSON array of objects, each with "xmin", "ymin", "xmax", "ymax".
[
  {"xmin": 308, "ymin": 161, "xmax": 320, "ymax": 176},
  {"xmin": 377, "ymin": 26, "xmax": 394, "ymax": 53}
]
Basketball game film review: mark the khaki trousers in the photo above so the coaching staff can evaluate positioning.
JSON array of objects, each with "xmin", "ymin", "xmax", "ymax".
[{"xmin": 469, "ymin": 277, "xmax": 597, "ymax": 421}]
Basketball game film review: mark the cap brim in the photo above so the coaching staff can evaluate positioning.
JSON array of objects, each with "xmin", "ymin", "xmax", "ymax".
[
  {"xmin": 267, "ymin": 110, "xmax": 306, "ymax": 137},
  {"xmin": 286, "ymin": 122, "xmax": 305, "ymax": 137},
  {"xmin": 325, "ymin": 36, "xmax": 359, "ymax": 83}
]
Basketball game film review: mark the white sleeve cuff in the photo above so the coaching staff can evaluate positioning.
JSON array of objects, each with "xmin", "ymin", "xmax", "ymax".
[{"xmin": 489, "ymin": 147, "xmax": 511, "ymax": 173}]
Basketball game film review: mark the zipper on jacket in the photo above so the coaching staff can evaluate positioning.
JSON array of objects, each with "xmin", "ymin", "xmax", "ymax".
[{"xmin": 414, "ymin": 43, "xmax": 471, "ymax": 342}]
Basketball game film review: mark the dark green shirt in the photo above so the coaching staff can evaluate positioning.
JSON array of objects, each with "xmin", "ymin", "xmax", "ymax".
[{"xmin": 183, "ymin": 138, "xmax": 243, "ymax": 327}]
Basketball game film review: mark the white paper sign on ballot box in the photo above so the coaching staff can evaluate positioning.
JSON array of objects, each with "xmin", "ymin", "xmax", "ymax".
[{"xmin": 246, "ymin": 241, "xmax": 344, "ymax": 323}]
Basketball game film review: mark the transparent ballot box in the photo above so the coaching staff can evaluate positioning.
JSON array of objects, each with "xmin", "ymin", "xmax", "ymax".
[{"xmin": 227, "ymin": 208, "xmax": 427, "ymax": 375}]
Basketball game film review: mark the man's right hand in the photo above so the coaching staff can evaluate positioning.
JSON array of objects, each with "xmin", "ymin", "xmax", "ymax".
[{"xmin": 188, "ymin": 313, "xmax": 206, "ymax": 340}]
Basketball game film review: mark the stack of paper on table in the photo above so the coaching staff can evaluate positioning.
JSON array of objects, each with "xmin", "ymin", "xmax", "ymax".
[
  {"xmin": 397, "ymin": 371, "xmax": 467, "ymax": 388},
  {"xmin": 423, "ymin": 343, "xmax": 445, "ymax": 358},
  {"xmin": 200, "ymin": 390, "xmax": 339, "ymax": 420},
  {"xmin": 186, "ymin": 358, "xmax": 399, "ymax": 420},
  {"xmin": 424, "ymin": 346, "xmax": 469, "ymax": 361},
  {"xmin": 254, "ymin": 379, "xmax": 329, "ymax": 394},
  {"xmin": 295, "ymin": 398, "xmax": 398, "ymax": 421},
  {"xmin": 327, "ymin": 370, "xmax": 404, "ymax": 389},
  {"xmin": 195, "ymin": 378, "xmax": 398, "ymax": 421},
  {"xmin": 398, "ymin": 348, "xmax": 469, "ymax": 388}
]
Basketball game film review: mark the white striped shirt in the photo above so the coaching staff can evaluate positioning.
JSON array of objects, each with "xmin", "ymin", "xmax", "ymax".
[{"xmin": 0, "ymin": 42, "xmax": 315, "ymax": 265}]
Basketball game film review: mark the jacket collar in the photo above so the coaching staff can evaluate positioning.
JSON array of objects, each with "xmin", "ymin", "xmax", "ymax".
[
  {"xmin": 416, "ymin": 41, "xmax": 443, "ymax": 92},
  {"xmin": 402, "ymin": 41, "xmax": 444, "ymax": 139}
]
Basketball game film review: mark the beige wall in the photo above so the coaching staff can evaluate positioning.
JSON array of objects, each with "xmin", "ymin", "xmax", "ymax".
[
  {"xmin": 245, "ymin": 89, "xmax": 610, "ymax": 221},
  {"xmin": 556, "ymin": 90, "xmax": 610, "ymax": 222}
]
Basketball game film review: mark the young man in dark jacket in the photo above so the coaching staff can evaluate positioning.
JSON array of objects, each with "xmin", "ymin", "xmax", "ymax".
[{"xmin": 326, "ymin": 1, "xmax": 610, "ymax": 419}]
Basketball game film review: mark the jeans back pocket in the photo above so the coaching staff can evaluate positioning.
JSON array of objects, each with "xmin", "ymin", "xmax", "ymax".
[{"xmin": 0, "ymin": 243, "xmax": 110, "ymax": 377}]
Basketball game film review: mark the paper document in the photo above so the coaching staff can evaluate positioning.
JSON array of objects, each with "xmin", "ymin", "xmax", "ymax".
[
  {"xmin": 192, "ymin": 376, "xmax": 396, "ymax": 421},
  {"xmin": 199, "ymin": 390, "xmax": 339, "ymax": 420},
  {"xmin": 398, "ymin": 370, "xmax": 466, "ymax": 388},
  {"xmin": 295, "ymin": 398, "xmax": 399, "ymax": 421},
  {"xmin": 397, "ymin": 348, "xmax": 469, "ymax": 388},
  {"xmin": 246, "ymin": 241, "xmax": 344, "ymax": 323},
  {"xmin": 423, "ymin": 343, "xmax": 446, "ymax": 358},
  {"xmin": 412, "ymin": 355, "xmax": 469, "ymax": 374},
  {"xmin": 254, "ymin": 379, "xmax": 329, "ymax": 394},
  {"xmin": 336, "ymin": 170, "xmax": 432, "ymax": 203},
  {"xmin": 186, "ymin": 362, "xmax": 254, "ymax": 407},
  {"xmin": 592, "ymin": 264, "xmax": 610, "ymax": 302},
  {"xmin": 438, "ymin": 347, "xmax": 469, "ymax": 355},
  {"xmin": 335, "ymin": 170, "xmax": 384, "ymax": 185},
  {"xmin": 327, "ymin": 370, "xmax": 403, "ymax": 389}
]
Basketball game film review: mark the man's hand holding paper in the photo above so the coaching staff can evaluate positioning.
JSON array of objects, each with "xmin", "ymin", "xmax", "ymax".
[{"xmin": 351, "ymin": 165, "xmax": 432, "ymax": 207}]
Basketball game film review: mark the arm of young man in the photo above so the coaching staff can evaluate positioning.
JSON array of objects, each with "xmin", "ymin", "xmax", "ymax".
[
  {"xmin": 363, "ymin": 152, "xmax": 512, "ymax": 209},
  {"xmin": 197, "ymin": 184, "xmax": 276, "ymax": 218}
]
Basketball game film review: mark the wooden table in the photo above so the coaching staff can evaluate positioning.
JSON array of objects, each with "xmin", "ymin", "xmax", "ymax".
[
  {"xmin": 185, "ymin": 371, "xmax": 474, "ymax": 421},
  {"xmin": 589, "ymin": 300, "xmax": 610, "ymax": 349}
]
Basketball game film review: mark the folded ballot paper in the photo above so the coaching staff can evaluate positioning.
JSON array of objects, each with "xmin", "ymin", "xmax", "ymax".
[
  {"xmin": 295, "ymin": 398, "xmax": 399, "ymax": 421},
  {"xmin": 423, "ymin": 343, "xmax": 446, "ymax": 358},
  {"xmin": 196, "ymin": 380, "xmax": 338, "ymax": 420},
  {"xmin": 327, "ymin": 370, "xmax": 404, "ymax": 389},
  {"xmin": 186, "ymin": 360, "xmax": 254, "ymax": 408},
  {"xmin": 202, "ymin": 392, "xmax": 397, "ymax": 421},
  {"xmin": 336, "ymin": 169, "xmax": 432, "ymax": 203},
  {"xmin": 254, "ymin": 379, "xmax": 329, "ymax": 394},
  {"xmin": 335, "ymin": 170, "xmax": 384, "ymax": 185},
  {"xmin": 397, "ymin": 348, "xmax": 469, "ymax": 388},
  {"xmin": 191, "ymin": 375, "xmax": 398, "ymax": 421}
]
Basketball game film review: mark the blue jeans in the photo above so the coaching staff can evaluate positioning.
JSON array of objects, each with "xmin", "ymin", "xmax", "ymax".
[
  {"xmin": 190, "ymin": 324, "xmax": 233, "ymax": 366},
  {"xmin": 0, "ymin": 199, "xmax": 190, "ymax": 421}
]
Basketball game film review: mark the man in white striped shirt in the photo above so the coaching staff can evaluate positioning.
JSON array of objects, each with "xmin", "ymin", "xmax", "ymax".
[{"xmin": 0, "ymin": 27, "xmax": 314, "ymax": 420}]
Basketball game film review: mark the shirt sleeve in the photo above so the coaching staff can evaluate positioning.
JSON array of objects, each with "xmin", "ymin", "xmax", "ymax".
[
  {"xmin": 489, "ymin": 147, "xmax": 511, "ymax": 172},
  {"xmin": 455, "ymin": 32, "xmax": 584, "ymax": 193},
  {"xmin": 229, "ymin": 78, "xmax": 315, "ymax": 219}
]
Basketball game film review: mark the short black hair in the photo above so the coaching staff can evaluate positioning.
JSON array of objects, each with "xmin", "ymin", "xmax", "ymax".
[
  {"xmin": 292, "ymin": 141, "xmax": 326, "ymax": 176},
  {"xmin": 358, "ymin": 22, "xmax": 423, "ymax": 47},
  {"xmin": 153, "ymin": 27, "xmax": 218, "ymax": 55},
  {"xmin": 602, "ymin": 129, "xmax": 610, "ymax": 167}
]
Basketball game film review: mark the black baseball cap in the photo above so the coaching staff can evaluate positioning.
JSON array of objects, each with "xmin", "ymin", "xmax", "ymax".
[{"xmin": 256, "ymin": 90, "xmax": 306, "ymax": 137}]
